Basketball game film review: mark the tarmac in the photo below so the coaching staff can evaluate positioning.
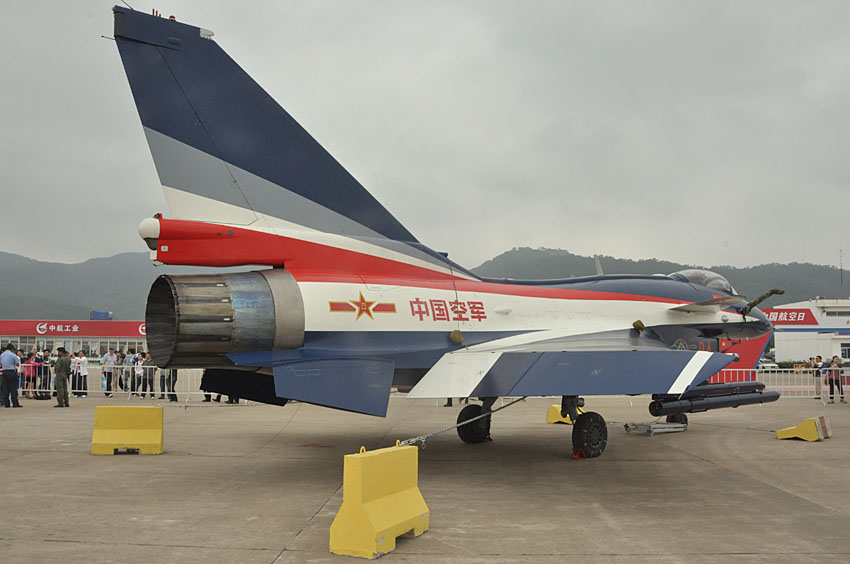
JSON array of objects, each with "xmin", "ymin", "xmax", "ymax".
[{"xmin": 1, "ymin": 393, "xmax": 849, "ymax": 563}]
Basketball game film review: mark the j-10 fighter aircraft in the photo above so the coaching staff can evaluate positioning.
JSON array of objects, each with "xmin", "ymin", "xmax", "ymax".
[{"xmin": 112, "ymin": 6, "xmax": 778, "ymax": 457}]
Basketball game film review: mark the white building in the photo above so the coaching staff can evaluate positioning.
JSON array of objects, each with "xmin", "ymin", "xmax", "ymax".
[{"xmin": 764, "ymin": 299, "xmax": 850, "ymax": 362}]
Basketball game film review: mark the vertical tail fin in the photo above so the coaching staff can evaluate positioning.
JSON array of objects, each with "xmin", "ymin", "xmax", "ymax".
[{"xmin": 113, "ymin": 6, "xmax": 417, "ymax": 244}]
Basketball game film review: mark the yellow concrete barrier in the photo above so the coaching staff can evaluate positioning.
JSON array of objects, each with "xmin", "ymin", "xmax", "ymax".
[
  {"xmin": 91, "ymin": 406, "xmax": 164, "ymax": 455},
  {"xmin": 546, "ymin": 404, "xmax": 583, "ymax": 424},
  {"xmin": 776, "ymin": 416, "xmax": 832, "ymax": 442},
  {"xmin": 330, "ymin": 444, "xmax": 429, "ymax": 559}
]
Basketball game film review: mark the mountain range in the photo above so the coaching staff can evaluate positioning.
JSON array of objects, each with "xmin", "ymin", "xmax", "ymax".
[
  {"xmin": 0, "ymin": 248, "xmax": 845, "ymax": 320},
  {"xmin": 0, "ymin": 252, "xmax": 249, "ymax": 321}
]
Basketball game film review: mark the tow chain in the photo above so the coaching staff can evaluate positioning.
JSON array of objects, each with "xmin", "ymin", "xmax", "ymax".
[{"xmin": 397, "ymin": 396, "xmax": 527, "ymax": 449}]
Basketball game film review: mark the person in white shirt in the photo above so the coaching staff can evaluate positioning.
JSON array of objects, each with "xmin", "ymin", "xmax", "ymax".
[
  {"xmin": 71, "ymin": 352, "xmax": 80, "ymax": 397},
  {"xmin": 77, "ymin": 350, "xmax": 89, "ymax": 398},
  {"xmin": 123, "ymin": 350, "xmax": 136, "ymax": 394},
  {"xmin": 101, "ymin": 347, "xmax": 118, "ymax": 397},
  {"xmin": 811, "ymin": 357, "xmax": 821, "ymax": 399},
  {"xmin": 135, "ymin": 352, "xmax": 154, "ymax": 399},
  {"xmin": 1, "ymin": 344, "xmax": 22, "ymax": 408}
]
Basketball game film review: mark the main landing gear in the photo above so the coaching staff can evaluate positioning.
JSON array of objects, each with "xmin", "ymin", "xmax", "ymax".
[
  {"xmin": 456, "ymin": 397, "xmax": 495, "ymax": 444},
  {"xmin": 454, "ymin": 396, "xmax": 608, "ymax": 458},
  {"xmin": 562, "ymin": 396, "xmax": 607, "ymax": 458}
]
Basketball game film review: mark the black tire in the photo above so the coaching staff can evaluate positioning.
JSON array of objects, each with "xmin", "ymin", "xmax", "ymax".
[
  {"xmin": 572, "ymin": 412, "xmax": 607, "ymax": 458},
  {"xmin": 456, "ymin": 404, "xmax": 491, "ymax": 444},
  {"xmin": 666, "ymin": 413, "xmax": 688, "ymax": 426}
]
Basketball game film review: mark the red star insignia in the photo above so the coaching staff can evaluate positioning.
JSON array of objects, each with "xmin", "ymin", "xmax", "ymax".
[{"xmin": 350, "ymin": 292, "xmax": 376, "ymax": 320}]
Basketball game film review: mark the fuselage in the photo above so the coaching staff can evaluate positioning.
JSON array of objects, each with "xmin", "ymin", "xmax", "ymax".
[{"xmin": 142, "ymin": 217, "xmax": 772, "ymax": 389}]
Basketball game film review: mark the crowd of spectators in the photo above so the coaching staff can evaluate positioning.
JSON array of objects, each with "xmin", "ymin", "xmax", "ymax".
[
  {"xmin": 0, "ymin": 343, "xmax": 181, "ymax": 408},
  {"xmin": 810, "ymin": 355, "xmax": 847, "ymax": 404}
]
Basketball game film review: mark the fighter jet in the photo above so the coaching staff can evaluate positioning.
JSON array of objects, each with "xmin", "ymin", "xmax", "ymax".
[{"xmin": 112, "ymin": 6, "xmax": 777, "ymax": 457}]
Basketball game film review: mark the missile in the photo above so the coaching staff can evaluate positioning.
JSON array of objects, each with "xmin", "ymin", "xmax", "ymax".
[{"xmin": 649, "ymin": 388, "xmax": 780, "ymax": 417}]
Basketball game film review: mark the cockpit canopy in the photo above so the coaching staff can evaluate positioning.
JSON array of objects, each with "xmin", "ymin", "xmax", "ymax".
[{"xmin": 668, "ymin": 269, "xmax": 737, "ymax": 295}]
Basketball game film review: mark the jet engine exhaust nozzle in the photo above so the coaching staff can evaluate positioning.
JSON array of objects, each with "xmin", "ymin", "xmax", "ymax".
[{"xmin": 145, "ymin": 269, "xmax": 305, "ymax": 368}]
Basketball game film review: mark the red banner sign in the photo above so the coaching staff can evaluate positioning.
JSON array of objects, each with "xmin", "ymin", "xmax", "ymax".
[
  {"xmin": 761, "ymin": 308, "xmax": 817, "ymax": 326},
  {"xmin": 0, "ymin": 320, "xmax": 146, "ymax": 337}
]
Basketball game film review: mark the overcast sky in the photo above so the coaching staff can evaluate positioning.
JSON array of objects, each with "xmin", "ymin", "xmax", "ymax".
[{"xmin": 2, "ymin": 1, "xmax": 849, "ymax": 270}]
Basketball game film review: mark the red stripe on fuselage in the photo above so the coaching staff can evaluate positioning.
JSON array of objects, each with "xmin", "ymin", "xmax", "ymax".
[
  {"xmin": 155, "ymin": 218, "xmax": 458, "ymax": 281},
  {"xmin": 154, "ymin": 218, "xmax": 685, "ymax": 305}
]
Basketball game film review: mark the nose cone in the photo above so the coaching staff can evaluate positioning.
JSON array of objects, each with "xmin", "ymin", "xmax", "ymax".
[{"xmin": 747, "ymin": 306, "xmax": 772, "ymax": 334}]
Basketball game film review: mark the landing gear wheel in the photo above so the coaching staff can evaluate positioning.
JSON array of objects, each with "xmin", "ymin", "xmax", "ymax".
[
  {"xmin": 572, "ymin": 412, "xmax": 607, "ymax": 458},
  {"xmin": 666, "ymin": 413, "xmax": 688, "ymax": 426},
  {"xmin": 456, "ymin": 404, "xmax": 491, "ymax": 444}
]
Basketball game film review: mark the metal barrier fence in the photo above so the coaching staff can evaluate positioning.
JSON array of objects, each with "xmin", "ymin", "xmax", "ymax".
[
  {"xmin": 710, "ymin": 368, "xmax": 848, "ymax": 402},
  {"xmin": 14, "ymin": 365, "xmax": 209, "ymax": 402},
  {"xmin": 7, "ymin": 366, "xmax": 849, "ymax": 404}
]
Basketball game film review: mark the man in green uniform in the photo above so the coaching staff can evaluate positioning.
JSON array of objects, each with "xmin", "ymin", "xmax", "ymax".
[{"xmin": 53, "ymin": 348, "xmax": 71, "ymax": 408}]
